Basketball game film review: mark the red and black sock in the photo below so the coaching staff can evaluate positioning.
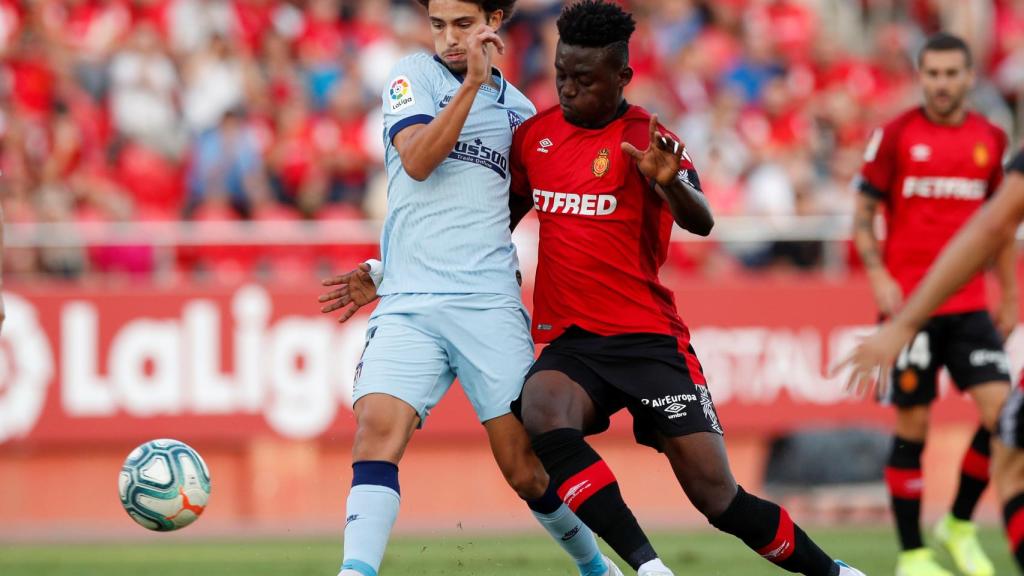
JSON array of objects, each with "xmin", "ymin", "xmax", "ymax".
[
  {"xmin": 886, "ymin": 436, "xmax": 925, "ymax": 550},
  {"xmin": 952, "ymin": 426, "xmax": 991, "ymax": 521},
  {"xmin": 1003, "ymin": 492, "xmax": 1024, "ymax": 570},
  {"xmin": 530, "ymin": 428, "xmax": 657, "ymax": 570},
  {"xmin": 710, "ymin": 486, "xmax": 838, "ymax": 575}
]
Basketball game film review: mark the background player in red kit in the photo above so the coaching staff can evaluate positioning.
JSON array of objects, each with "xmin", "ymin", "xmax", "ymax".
[
  {"xmin": 852, "ymin": 33, "xmax": 1016, "ymax": 576},
  {"xmin": 510, "ymin": 2, "xmax": 863, "ymax": 575},
  {"xmin": 843, "ymin": 148, "xmax": 1024, "ymax": 574}
]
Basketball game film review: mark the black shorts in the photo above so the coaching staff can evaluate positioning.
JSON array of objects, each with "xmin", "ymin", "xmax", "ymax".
[
  {"xmin": 513, "ymin": 326, "xmax": 723, "ymax": 451},
  {"xmin": 999, "ymin": 382, "xmax": 1024, "ymax": 449},
  {"xmin": 885, "ymin": 311, "xmax": 1011, "ymax": 407}
]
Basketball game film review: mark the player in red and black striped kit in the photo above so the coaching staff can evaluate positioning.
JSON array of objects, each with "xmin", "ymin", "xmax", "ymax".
[
  {"xmin": 844, "ymin": 148, "xmax": 1024, "ymax": 574},
  {"xmin": 853, "ymin": 33, "xmax": 1016, "ymax": 576},
  {"xmin": 509, "ymin": 2, "xmax": 863, "ymax": 575}
]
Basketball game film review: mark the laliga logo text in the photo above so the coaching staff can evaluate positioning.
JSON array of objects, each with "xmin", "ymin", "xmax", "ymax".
[
  {"xmin": 0, "ymin": 293, "xmax": 54, "ymax": 444},
  {"xmin": 0, "ymin": 286, "xmax": 369, "ymax": 444}
]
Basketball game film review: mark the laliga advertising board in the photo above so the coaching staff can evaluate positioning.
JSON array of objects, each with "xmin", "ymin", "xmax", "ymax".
[{"xmin": 0, "ymin": 279, "xmax": 1021, "ymax": 447}]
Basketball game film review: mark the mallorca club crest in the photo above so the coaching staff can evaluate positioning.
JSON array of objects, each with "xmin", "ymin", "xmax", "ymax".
[
  {"xmin": 593, "ymin": 148, "xmax": 611, "ymax": 178},
  {"xmin": 973, "ymin": 143, "xmax": 989, "ymax": 168}
]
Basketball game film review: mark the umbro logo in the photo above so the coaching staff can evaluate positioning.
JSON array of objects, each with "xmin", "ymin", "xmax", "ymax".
[
  {"xmin": 664, "ymin": 403, "xmax": 686, "ymax": 414},
  {"xmin": 538, "ymin": 138, "xmax": 553, "ymax": 153},
  {"xmin": 563, "ymin": 480, "xmax": 591, "ymax": 507},
  {"xmin": 910, "ymin": 144, "xmax": 931, "ymax": 162},
  {"xmin": 762, "ymin": 541, "xmax": 791, "ymax": 560}
]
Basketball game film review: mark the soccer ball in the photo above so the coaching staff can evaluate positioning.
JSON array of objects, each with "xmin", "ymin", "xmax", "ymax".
[{"xmin": 118, "ymin": 439, "xmax": 212, "ymax": 532}]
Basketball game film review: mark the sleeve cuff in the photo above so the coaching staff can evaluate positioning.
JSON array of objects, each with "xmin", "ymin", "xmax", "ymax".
[
  {"xmin": 857, "ymin": 178, "xmax": 888, "ymax": 200},
  {"xmin": 388, "ymin": 114, "xmax": 434, "ymax": 144}
]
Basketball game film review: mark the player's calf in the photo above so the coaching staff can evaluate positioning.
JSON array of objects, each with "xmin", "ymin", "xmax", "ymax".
[
  {"xmin": 952, "ymin": 425, "xmax": 992, "ymax": 521},
  {"xmin": 709, "ymin": 486, "xmax": 842, "ymax": 576},
  {"xmin": 485, "ymin": 414, "xmax": 611, "ymax": 576},
  {"xmin": 659, "ymin": 433, "xmax": 839, "ymax": 575},
  {"xmin": 340, "ymin": 395, "xmax": 420, "ymax": 576},
  {"xmin": 1003, "ymin": 492, "xmax": 1024, "ymax": 571},
  {"xmin": 340, "ymin": 461, "xmax": 401, "ymax": 576},
  {"xmin": 531, "ymin": 427, "xmax": 660, "ymax": 571},
  {"xmin": 997, "ymin": 388, "xmax": 1024, "ymax": 572}
]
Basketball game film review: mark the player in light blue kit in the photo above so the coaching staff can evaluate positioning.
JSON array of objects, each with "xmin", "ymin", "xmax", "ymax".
[{"xmin": 321, "ymin": 2, "xmax": 617, "ymax": 575}]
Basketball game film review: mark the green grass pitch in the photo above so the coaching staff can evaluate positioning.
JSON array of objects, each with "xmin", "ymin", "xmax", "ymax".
[{"xmin": 0, "ymin": 527, "xmax": 1015, "ymax": 575}]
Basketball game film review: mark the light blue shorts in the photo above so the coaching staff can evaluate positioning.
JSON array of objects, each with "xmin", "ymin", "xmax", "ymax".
[{"xmin": 352, "ymin": 293, "xmax": 535, "ymax": 425}]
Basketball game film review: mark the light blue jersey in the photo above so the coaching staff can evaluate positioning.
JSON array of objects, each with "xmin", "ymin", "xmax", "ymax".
[
  {"xmin": 379, "ymin": 52, "xmax": 536, "ymax": 297},
  {"xmin": 342, "ymin": 53, "xmax": 608, "ymax": 576}
]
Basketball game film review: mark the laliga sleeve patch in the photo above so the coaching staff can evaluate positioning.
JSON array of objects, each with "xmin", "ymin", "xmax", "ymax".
[{"xmin": 388, "ymin": 76, "xmax": 416, "ymax": 112}]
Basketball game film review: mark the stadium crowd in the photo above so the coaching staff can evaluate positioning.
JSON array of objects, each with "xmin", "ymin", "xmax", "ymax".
[{"xmin": 0, "ymin": 0, "xmax": 1022, "ymax": 280}]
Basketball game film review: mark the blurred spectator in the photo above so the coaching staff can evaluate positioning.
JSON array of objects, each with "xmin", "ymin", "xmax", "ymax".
[
  {"xmin": 187, "ymin": 109, "xmax": 270, "ymax": 219},
  {"xmin": 109, "ymin": 22, "xmax": 182, "ymax": 156},
  {"xmin": 183, "ymin": 33, "xmax": 248, "ymax": 133}
]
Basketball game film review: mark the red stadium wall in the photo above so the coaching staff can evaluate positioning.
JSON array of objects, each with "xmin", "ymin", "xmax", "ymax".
[{"xmin": 0, "ymin": 275, "xmax": 1020, "ymax": 539}]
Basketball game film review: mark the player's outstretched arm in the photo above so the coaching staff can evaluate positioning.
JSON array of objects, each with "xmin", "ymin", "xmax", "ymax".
[
  {"xmin": 393, "ymin": 26, "xmax": 504, "ymax": 182},
  {"xmin": 319, "ymin": 263, "xmax": 380, "ymax": 323},
  {"xmin": 994, "ymin": 234, "xmax": 1019, "ymax": 339},
  {"xmin": 839, "ymin": 171, "xmax": 1024, "ymax": 396},
  {"xmin": 622, "ymin": 114, "xmax": 713, "ymax": 236}
]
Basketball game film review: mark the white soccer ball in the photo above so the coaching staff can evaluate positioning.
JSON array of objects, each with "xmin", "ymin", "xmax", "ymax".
[{"xmin": 118, "ymin": 439, "xmax": 212, "ymax": 531}]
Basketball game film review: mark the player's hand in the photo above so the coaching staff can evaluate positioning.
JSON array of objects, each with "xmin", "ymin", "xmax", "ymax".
[
  {"xmin": 997, "ymin": 293, "xmax": 1019, "ymax": 340},
  {"xmin": 621, "ymin": 114, "xmax": 685, "ymax": 188},
  {"xmin": 319, "ymin": 264, "xmax": 379, "ymax": 323},
  {"xmin": 465, "ymin": 25, "xmax": 504, "ymax": 88},
  {"xmin": 867, "ymin": 268, "xmax": 903, "ymax": 317},
  {"xmin": 834, "ymin": 321, "xmax": 915, "ymax": 399}
]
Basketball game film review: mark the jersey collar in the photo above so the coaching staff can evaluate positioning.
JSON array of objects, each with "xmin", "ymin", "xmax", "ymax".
[{"xmin": 432, "ymin": 54, "xmax": 508, "ymax": 104}]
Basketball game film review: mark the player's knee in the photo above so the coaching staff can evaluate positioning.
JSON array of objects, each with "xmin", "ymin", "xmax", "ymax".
[
  {"xmin": 522, "ymin": 409, "xmax": 565, "ymax": 438},
  {"xmin": 521, "ymin": 376, "xmax": 584, "ymax": 437},
  {"xmin": 521, "ymin": 396, "xmax": 570, "ymax": 438},
  {"xmin": 352, "ymin": 409, "xmax": 414, "ymax": 461},
  {"xmin": 895, "ymin": 406, "xmax": 930, "ymax": 441},
  {"xmin": 997, "ymin": 450, "xmax": 1024, "ymax": 502},
  {"xmin": 979, "ymin": 400, "xmax": 1005, "ymax": 433},
  {"xmin": 504, "ymin": 465, "xmax": 547, "ymax": 499},
  {"xmin": 690, "ymin": 476, "xmax": 737, "ymax": 520}
]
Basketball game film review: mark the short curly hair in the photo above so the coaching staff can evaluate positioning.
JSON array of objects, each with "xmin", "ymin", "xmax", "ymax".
[
  {"xmin": 416, "ymin": 0, "xmax": 517, "ymax": 18},
  {"xmin": 557, "ymin": 0, "xmax": 636, "ymax": 65}
]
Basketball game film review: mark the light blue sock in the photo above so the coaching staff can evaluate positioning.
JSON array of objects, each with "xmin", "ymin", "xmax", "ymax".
[
  {"xmin": 532, "ymin": 504, "xmax": 607, "ymax": 576},
  {"xmin": 340, "ymin": 462, "xmax": 401, "ymax": 576}
]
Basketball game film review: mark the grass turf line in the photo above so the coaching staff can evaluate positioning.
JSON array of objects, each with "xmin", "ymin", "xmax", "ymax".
[{"xmin": 0, "ymin": 527, "xmax": 1015, "ymax": 575}]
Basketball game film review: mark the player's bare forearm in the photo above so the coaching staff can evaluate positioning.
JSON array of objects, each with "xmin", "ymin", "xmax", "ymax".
[
  {"xmin": 657, "ymin": 176, "xmax": 713, "ymax": 236},
  {"xmin": 853, "ymin": 193, "xmax": 885, "ymax": 272},
  {"xmin": 394, "ymin": 81, "xmax": 480, "ymax": 182},
  {"xmin": 995, "ymin": 233, "xmax": 1019, "ymax": 301},
  {"xmin": 893, "ymin": 173, "xmax": 1024, "ymax": 331}
]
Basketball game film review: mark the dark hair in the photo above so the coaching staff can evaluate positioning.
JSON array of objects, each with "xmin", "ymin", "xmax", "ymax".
[
  {"xmin": 918, "ymin": 32, "xmax": 973, "ymax": 68},
  {"xmin": 416, "ymin": 0, "xmax": 517, "ymax": 18},
  {"xmin": 556, "ymin": 0, "xmax": 637, "ymax": 66}
]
